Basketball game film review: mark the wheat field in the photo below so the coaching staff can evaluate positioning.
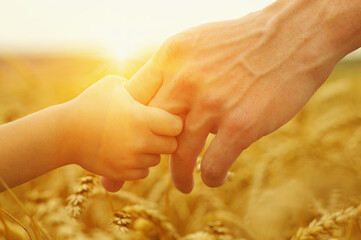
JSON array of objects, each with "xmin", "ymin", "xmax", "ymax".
[{"xmin": 0, "ymin": 55, "xmax": 361, "ymax": 240}]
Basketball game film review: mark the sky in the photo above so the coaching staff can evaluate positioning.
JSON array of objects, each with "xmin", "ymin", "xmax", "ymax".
[{"xmin": 0, "ymin": 0, "xmax": 360, "ymax": 59}]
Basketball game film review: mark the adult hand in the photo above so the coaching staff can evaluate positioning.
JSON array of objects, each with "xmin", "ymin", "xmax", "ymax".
[{"xmin": 122, "ymin": 0, "xmax": 361, "ymax": 193}]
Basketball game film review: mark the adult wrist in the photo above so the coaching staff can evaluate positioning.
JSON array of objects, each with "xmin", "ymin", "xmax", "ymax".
[
  {"xmin": 321, "ymin": 0, "xmax": 361, "ymax": 59},
  {"xmin": 239, "ymin": 0, "xmax": 359, "ymax": 85},
  {"xmin": 262, "ymin": 0, "xmax": 361, "ymax": 62}
]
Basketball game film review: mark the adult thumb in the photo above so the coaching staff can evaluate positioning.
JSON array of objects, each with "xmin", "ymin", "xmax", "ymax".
[{"xmin": 125, "ymin": 59, "xmax": 163, "ymax": 105}]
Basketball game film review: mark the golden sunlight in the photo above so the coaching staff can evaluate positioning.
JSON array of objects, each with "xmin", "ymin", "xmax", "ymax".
[
  {"xmin": 1, "ymin": 1, "xmax": 361, "ymax": 240},
  {"xmin": 0, "ymin": 0, "xmax": 272, "ymax": 57}
]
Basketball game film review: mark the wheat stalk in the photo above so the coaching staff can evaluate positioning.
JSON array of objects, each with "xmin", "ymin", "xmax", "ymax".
[
  {"xmin": 1, "ymin": 208, "xmax": 34, "ymax": 240},
  {"xmin": 0, "ymin": 177, "xmax": 51, "ymax": 240},
  {"xmin": 291, "ymin": 204, "xmax": 361, "ymax": 240}
]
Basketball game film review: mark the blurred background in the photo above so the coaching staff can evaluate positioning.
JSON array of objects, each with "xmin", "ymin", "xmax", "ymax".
[
  {"xmin": 0, "ymin": 0, "xmax": 360, "ymax": 116},
  {"xmin": 1, "ymin": 0, "xmax": 361, "ymax": 59},
  {"xmin": 0, "ymin": 0, "xmax": 291, "ymax": 57},
  {"xmin": 1, "ymin": 1, "xmax": 361, "ymax": 240}
]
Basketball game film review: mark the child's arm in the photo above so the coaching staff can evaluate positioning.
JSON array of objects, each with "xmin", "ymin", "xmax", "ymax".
[
  {"xmin": 0, "ymin": 103, "xmax": 70, "ymax": 191},
  {"xmin": 0, "ymin": 75, "xmax": 183, "ymax": 192}
]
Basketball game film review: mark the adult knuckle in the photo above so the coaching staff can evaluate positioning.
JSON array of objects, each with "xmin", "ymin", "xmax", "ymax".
[
  {"xmin": 164, "ymin": 35, "xmax": 184, "ymax": 57},
  {"xmin": 200, "ymin": 94, "xmax": 223, "ymax": 112},
  {"xmin": 223, "ymin": 112, "xmax": 248, "ymax": 136},
  {"xmin": 154, "ymin": 37, "xmax": 179, "ymax": 63},
  {"xmin": 176, "ymin": 70, "xmax": 197, "ymax": 91},
  {"xmin": 185, "ymin": 115, "xmax": 206, "ymax": 134},
  {"xmin": 156, "ymin": 33, "xmax": 191, "ymax": 63},
  {"xmin": 223, "ymin": 122, "xmax": 242, "ymax": 138},
  {"xmin": 222, "ymin": 128, "xmax": 254, "ymax": 152}
]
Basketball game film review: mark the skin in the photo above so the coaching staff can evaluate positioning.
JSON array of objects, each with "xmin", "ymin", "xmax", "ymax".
[
  {"xmin": 105, "ymin": 0, "xmax": 361, "ymax": 193},
  {"xmin": 0, "ymin": 76, "xmax": 183, "ymax": 192}
]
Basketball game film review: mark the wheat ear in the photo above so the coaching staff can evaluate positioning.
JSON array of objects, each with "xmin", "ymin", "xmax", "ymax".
[
  {"xmin": 66, "ymin": 173, "xmax": 98, "ymax": 217},
  {"xmin": 291, "ymin": 204, "xmax": 361, "ymax": 240},
  {"xmin": 113, "ymin": 204, "xmax": 179, "ymax": 239}
]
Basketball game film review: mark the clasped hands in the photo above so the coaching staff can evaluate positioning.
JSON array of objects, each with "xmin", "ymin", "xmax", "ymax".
[
  {"xmin": 0, "ymin": 0, "xmax": 357, "ymax": 193},
  {"xmin": 99, "ymin": 7, "xmax": 336, "ymax": 193}
]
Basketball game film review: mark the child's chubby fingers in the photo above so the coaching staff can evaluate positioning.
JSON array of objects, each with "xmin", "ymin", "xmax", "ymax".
[
  {"xmin": 144, "ymin": 106, "xmax": 183, "ymax": 136},
  {"xmin": 106, "ymin": 168, "xmax": 150, "ymax": 182},
  {"xmin": 100, "ymin": 177, "xmax": 125, "ymax": 192},
  {"xmin": 142, "ymin": 135, "xmax": 179, "ymax": 154},
  {"xmin": 136, "ymin": 154, "xmax": 161, "ymax": 168},
  {"xmin": 118, "ymin": 154, "xmax": 161, "ymax": 168}
]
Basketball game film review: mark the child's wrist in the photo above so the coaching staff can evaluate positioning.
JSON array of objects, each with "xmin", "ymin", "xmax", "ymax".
[{"xmin": 50, "ymin": 101, "xmax": 78, "ymax": 167}]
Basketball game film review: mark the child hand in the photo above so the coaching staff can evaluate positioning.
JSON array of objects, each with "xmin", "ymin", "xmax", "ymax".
[{"xmin": 63, "ymin": 75, "xmax": 183, "ymax": 186}]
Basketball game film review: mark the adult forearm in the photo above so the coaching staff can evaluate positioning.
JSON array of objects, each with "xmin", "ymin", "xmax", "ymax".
[
  {"xmin": 321, "ymin": 0, "xmax": 361, "ymax": 56},
  {"xmin": 242, "ymin": 0, "xmax": 361, "ymax": 85},
  {"xmin": 265, "ymin": 0, "xmax": 361, "ymax": 52},
  {"xmin": 0, "ymin": 104, "xmax": 68, "ymax": 191}
]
